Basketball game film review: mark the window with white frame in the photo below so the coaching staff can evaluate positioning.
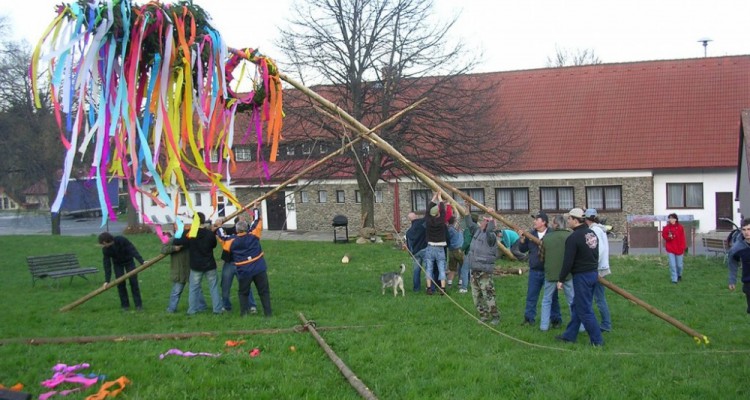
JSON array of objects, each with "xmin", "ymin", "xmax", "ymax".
[
  {"xmin": 375, "ymin": 190, "xmax": 383, "ymax": 203},
  {"xmin": 667, "ymin": 183, "xmax": 703, "ymax": 208},
  {"xmin": 195, "ymin": 193, "xmax": 202, "ymax": 207},
  {"xmin": 302, "ymin": 143, "xmax": 312, "ymax": 155},
  {"xmin": 336, "ymin": 190, "xmax": 345, "ymax": 203},
  {"xmin": 540, "ymin": 187, "xmax": 575, "ymax": 212},
  {"xmin": 318, "ymin": 190, "xmax": 327, "ymax": 203},
  {"xmin": 286, "ymin": 146, "xmax": 295, "ymax": 156},
  {"xmin": 234, "ymin": 146, "xmax": 252, "ymax": 161},
  {"xmin": 586, "ymin": 186, "xmax": 622, "ymax": 211},
  {"xmin": 355, "ymin": 190, "xmax": 362, "ymax": 203},
  {"xmin": 411, "ymin": 189, "xmax": 431, "ymax": 212},
  {"xmin": 179, "ymin": 193, "xmax": 187, "ymax": 206},
  {"xmin": 454, "ymin": 188, "xmax": 485, "ymax": 212},
  {"xmin": 495, "ymin": 188, "xmax": 529, "ymax": 212},
  {"xmin": 300, "ymin": 191, "xmax": 310, "ymax": 203},
  {"xmin": 209, "ymin": 149, "xmax": 218, "ymax": 163},
  {"xmin": 319, "ymin": 142, "xmax": 328, "ymax": 154}
]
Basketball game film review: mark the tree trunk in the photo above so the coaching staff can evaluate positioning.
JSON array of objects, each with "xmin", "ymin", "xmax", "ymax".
[
  {"xmin": 50, "ymin": 212, "xmax": 61, "ymax": 235},
  {"xmin": 126, "ymin": 195, "xmax": 140, "ymax": 228}
]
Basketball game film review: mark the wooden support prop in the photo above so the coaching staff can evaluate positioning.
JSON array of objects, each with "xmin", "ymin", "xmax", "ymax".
[
  {"xmin": 598, "ymin": 277, "xmax": 709, "ymax": 344},
  {"xmin": 0, "ymin": 324, "xmax": 379, "ymax": 346},
  {"xmin": 298, "ymin": 313, "xmax": 378, "ymax": 400},
  {"xmin": 276, "ymin": 73, "xmax": 709, "ymax": 344},
  {"xmin": 497, "ymin": 241, "xmax": 516, "ymax": 260},
  {"xmin": 58, "ymin": 99, "xmax": 424, "ymax": 313}
]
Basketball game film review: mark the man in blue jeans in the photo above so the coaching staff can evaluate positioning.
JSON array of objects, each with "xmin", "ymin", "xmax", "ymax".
[
  {"xmin": 405, "ymin": 212, "xmax": 427, "ymax": 292},
  {"xmin": 518, "ymin": 211, "xmax": 561, "ymax": 327},
  {"xmin": 555, "ymin": 208, "xmax": 604, "ymax": 346},
  {"xmin": 217, "ymin": 217, "xmax": 257, "ymax": 314}
]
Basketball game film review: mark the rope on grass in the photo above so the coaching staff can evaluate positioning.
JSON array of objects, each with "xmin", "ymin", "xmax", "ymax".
[
  {"xmin": 298, "ymin": 313, "xmax": 378, "ymax": 400},
  {"xmin": 0, "ymin": 324, "xmax": 381, "ymax": 346}
]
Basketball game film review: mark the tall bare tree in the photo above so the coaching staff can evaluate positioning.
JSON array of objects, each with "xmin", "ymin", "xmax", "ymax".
[
  {"xmin": 546, "ymin": 45, "xmax": 602, "ymax": 67},
  {"xmin": 278, "ymin": 0, "xmax": 524, "ymax": 229},
  {"xmin": 0, "ymin": 18, "xmax": 65, "ymax": 233}
]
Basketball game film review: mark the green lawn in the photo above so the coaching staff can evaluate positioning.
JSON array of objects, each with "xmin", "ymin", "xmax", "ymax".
[{"xmin": 0, "ymin": 234, "xmax": 747, "ymax": 399}]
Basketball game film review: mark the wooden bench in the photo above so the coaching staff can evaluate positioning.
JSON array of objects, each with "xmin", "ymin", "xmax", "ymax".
[
  {"xmin": 27, "ymin": 254, "xmax": 98, "ymax": 287},
  {"xmin": 701, "ymin": 237, "xmax": 729, "ymax": 262}
]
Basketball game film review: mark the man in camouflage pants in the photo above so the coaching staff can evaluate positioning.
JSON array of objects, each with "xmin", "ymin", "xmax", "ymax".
[{"xmin": 466, "ymin": 210, "xmax": 500, "ymax": 325}]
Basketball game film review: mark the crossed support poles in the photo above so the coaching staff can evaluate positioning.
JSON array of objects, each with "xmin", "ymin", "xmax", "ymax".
[{"xmin": 58, "ymin": 69, "xmax": 709, "ymax": 345}]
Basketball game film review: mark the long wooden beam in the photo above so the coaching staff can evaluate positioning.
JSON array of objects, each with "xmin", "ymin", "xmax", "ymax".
[
  {"xmin": 277, "ymin": 72, "xmax": 708, "ymax": 344},
  {"xmin": 58, "ymin": 100, "xmax": 425, "ymax": 312}
]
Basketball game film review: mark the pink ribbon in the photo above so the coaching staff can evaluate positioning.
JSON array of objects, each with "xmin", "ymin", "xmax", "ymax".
[{"xmin": 159, "ymin": 349, "xmax": 222, "ymax": 360}]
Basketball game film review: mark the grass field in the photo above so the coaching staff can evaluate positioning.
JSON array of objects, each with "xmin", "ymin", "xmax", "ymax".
[{"xmin": 0, "ymin": 234, "xmax": 747, "ymax": 399}]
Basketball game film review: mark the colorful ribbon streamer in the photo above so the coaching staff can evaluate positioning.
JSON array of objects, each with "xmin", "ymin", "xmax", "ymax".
[
  {"xmin": 159, "ymin": 348, "xmax": 222, "ymax": 359},
  {"xmin": 32, "ymin": 1, "xmax": 283, "ymax": 236}
]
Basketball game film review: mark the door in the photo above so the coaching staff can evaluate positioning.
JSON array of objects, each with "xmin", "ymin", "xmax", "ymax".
[
  {"xmin": 266, "ymin": 192, "xmax": 287, "ymax": 230},
  {"xmin": 715, "ymin": 192, "xmax": 734, "ymax": 231}
]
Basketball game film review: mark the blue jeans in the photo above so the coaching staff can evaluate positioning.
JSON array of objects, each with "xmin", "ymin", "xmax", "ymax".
[
  {"xmin": 411, "ymin": 248, "xmax": 426, "ymax": 291},
  {"xmin": 593, "ymin": 281, "xmax": 611, "ymax": 331},
  {"xmin": 667, "ymin": 253, "xmax": 684, "ymax": 283},
  {"xmin": 560, "ymin": 270, "xmax": 604, "ymax": 345},
  {"xmin": 524, "ymin": 269, "xmax": 560, "ymax": 323},
  {"xmin": 459, "ymin": 256, "xmax": 470, "ymax": 290},
  {"xmin": 541, "ymin": 280, "xmax": 574, "ymax": 330},
  {"xmin": 221, "ymin": 262, "xmax": 256, "ymax": 310},
  {"xmin": 424, "ymin": 245, "xmax": 447, "ymax": 287},
  {"xmin": 168, "ymin": 282, "xmax": 206, "ymax": 313},
  {"xmin": 187, "ymin": 269, "xmax": 223, "ymax": 314}
]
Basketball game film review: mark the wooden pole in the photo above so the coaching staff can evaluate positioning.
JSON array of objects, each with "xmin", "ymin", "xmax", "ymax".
[
  {"xmin": 0, "ymin": 324, "xmax": 379, "ymax": 346},
  {"xmin": 299, "ymin": 313, "xmax": 378, "ymax": 400},
  {"xmin": 277, "ymin": 72, "xmax": 709, "ymax": 344},
  {"xmin": 598, "ymin": 277, "xmax": 709, "ymax": 344},
  {"xmin": 58, "ymin": 100, "xmax": 425, "ymax": 313}
]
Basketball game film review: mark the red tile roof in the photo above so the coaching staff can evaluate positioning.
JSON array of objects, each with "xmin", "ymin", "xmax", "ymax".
[
  {"xmin": 489, "ymin": 55, "xmax": 750, "ymax": 171},
  {"xmin": 227, "ymin": 55, "xmax": 750, "ymax": 182}
]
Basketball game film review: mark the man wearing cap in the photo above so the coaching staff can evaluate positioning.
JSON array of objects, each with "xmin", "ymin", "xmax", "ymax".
[
  {"xmin": 584, "ymin": 208, "xmax": 612, "ymax": 332},
  {"xmin": 555, "ymin": 208, "xmax": 604, "ymax": 346},
  {"xmin": 517, "ymin": 211, "xmax": 562, "ymax": 327}
]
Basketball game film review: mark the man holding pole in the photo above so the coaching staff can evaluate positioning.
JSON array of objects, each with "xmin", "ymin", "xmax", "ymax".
[{"xmin": 555, "ymin": 208, "xmax": 604, "ymax": 346}]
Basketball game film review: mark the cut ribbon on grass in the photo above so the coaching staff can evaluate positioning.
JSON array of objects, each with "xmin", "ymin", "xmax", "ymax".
[{"xmin": 159, "ymin": 349, "xmax": 222, "ymax": 359}]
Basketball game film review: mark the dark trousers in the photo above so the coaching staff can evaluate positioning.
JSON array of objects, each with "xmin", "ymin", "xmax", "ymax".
[
  {"xmin": 114, "ymin": 262, "xmax": 142, "ymax": 309},
  {"xmin": 238, "ymin": 270, "xmax": 271, "ymax": 317},
  {"xmin": 743, "ymin": 283, "xmax": 750, "ymax": 314}
]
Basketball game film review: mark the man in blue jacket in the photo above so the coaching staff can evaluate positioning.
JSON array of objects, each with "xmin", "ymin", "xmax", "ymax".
[{"xmin": 518, "ymin": 211, "xmax": 561, "ymax": 327}]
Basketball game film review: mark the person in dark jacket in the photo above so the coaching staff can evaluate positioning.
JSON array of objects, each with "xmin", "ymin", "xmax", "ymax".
[
  {"xmin": 98, "ymin": 232, "xmax": 144, "ymax": 311},
  {"xmin": 217, "ymin": 217, "xmax": 258, "ymax": 313},
  {"xmin": 517, "ymin": 211, "xmax": 561, "ymax": 327},
  {"xmin": 467, "ymin": 212, "xmax": 500, "ymax": 324},
  {"xmin": 424, "ymin": 192, "xmax": 448, "ymax": 295},
  {"xmin": 220, "ymin": 207, "xmax": 272, "ymax": 317},
  {"xmin": 555, "ymin": 208, "xmax": 603, "ymax": 346},
  {"xmin": 727, "ymin": 217, "xmax": 750, "ymax": 314},
  {"xmin": 405, "ymin": 211, "xmax": 428, "ymax": 292},
  {"xmin": 173, "ymin": 212, "xmax": 223, "ymax": 315}
]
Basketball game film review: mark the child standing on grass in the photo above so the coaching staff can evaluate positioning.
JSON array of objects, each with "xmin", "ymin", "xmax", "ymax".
[
  {"xmin": 727, "ymin": 218, "xmax": 750, "ymax": 314},
  {"xmin": 662, "ymin": 213, "xmax": 687, "ymax": 284}
]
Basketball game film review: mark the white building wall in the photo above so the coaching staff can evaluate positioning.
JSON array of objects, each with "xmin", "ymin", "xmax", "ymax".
[
  {"xmin": 136, "ymin": 188, "xmax": 239, "ymax": 225},
  {"xmin": 653, "ymin": 169, "xmax": 738, "ymax": 232}
]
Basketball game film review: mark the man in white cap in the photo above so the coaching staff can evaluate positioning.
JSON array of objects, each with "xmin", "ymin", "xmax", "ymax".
[
  {"xmin": 555, "ymin": 207, "xmax": 603, "ymax": 346},
  {"xmin": 584, "ymin": 208, "xmax": 612, "ymax": 332}
]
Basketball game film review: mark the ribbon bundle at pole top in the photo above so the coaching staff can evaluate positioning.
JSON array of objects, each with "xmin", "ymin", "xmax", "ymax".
[{"xmin": 31, "ymin": 0, "xmax": 283, "ymax": 237}]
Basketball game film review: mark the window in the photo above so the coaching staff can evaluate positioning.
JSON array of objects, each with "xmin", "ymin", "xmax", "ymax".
[
  {"xmin": 209, "ymin": 149, "xmax": 218, "ymax": 163},
  {"xmin": 667, "ymin": 183, "xmax": 703, "ymax": 208},
  {"xmin": 375, "ymin": 190, "xmax": 383, "ymax": 203},
  {"xmin": 302, "ymin": 143, "xmax": 312, "ymax": 155},
  {"xmin": 355, "ymin": 190, "xmax": 362, "ymax": 203},
  {"xmin": 286, "ymin": 146, "xmax": 295, "ymax": 156},
  {"xmin": 300, "ymin": 191, "xmax": 310, "ymax": 203},
  {"xmin": 179, "ymin": 193, "xmax": 186, "ymax": 206},
  {"xmin": 411, "ymin": 189, "xmax": 431, "ymax": 212},
  {"xmin": 354, "ymin": 190, "xmax": 381, "ymax": 204},
  {"xmin": 454, "ymin": 188, "xmax": 485, "ymax": 212},
  {"xmin": 318, "ymin": 190, "xmax": 327, "ymax": 203},
  {"xmin": 336, "ymin": 190, "xmax": 345, "ymax": 203},
  {"xmin": 540, "ymin": 187, "xmax": 574, "ymax": 211},
  {"xmin": 195, "ymin": 193, "xmax": 202, "ymax": 207},
  {"xmin": 234, "ymin": 146, "xmax": 252, "ymax": 162},
  {"xmin": 319, "ymin": 142, "xmax": 328, "ymax": 154},
  {"xmin": 495, "ymin": 188, "xmax": 529, "ymax": 212},
  {"xmin": 218, "ymin": 195, "xmax": 225, "ymax": 217},
  {"xmin": 586, "ymin": 186, "xmax": 621, "ymax": 211}
]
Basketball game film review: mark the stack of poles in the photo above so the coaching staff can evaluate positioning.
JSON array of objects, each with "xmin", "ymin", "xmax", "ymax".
[{"xmin": 58, "ymin": 61, "xmax": 709, "ymax": 345}]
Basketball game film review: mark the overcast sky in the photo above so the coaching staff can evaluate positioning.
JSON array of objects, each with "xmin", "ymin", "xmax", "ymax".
[{"xmin": 1, "ymin": 0, "xmax": 747, "ymax": 72}]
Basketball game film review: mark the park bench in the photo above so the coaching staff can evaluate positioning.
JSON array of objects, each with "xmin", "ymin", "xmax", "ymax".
[
  {"xmin": 701, "ymin": 237, "xmax": 729, "ymax": 263},
  {"xmin": 27, "ymin": 254, "xmax": 98, "ymax": 287}
]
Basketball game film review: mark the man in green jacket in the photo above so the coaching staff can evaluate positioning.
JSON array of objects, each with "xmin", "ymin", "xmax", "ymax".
[{"xmin": 539, "ymin": 215, "xmax": 574, "ymax": 331}]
